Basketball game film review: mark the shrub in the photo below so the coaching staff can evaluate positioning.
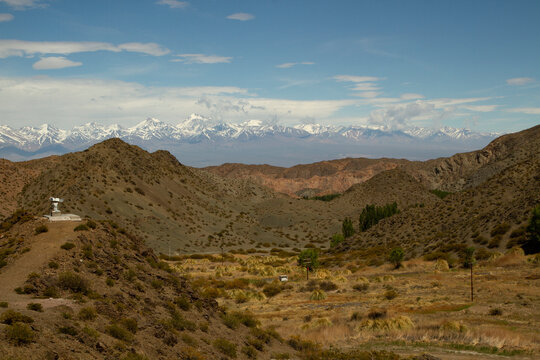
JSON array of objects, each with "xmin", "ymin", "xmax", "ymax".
[
  {"xmin": 489, "ymin": 308, "xmax": 503, "ymax": 316},
  {"xmin": 384, "ymin": 289, "xmax": 398, "ymax": 300},
  {"xmin": 319, "ymin": 281, "xmax": 338, "ymax": 291},
  {"xmin": 242, "ymin": 345, "xmax": 257, "ymax": 359},
  {"xmin": 367, "ymin": 308, "xmax": 387, "ymax": 319},
  {"xmin": 262, "ymin": 283, "xmax": 282, "ymax": 298},
  {"xmin": 5, "ymin": 322, "xmax": 35, "ymax": 345},
  {"xmin": 58, "ymin": 272, "xmax": 90, "ymax": 294},
  {"xmin": 0, "ymin": 310, "xmax": 34, "ymax": 324},
  {"xmin": 107, "ymin": 323, "xmax": 133, "ymax": 342},
  {"xmin": 310, "ymin": 289, "xmax": 327, "ymax": 301},
  {"xmin": 222, "ymin": 311, "xmax": 259, "ymax": 329},
  {"xmin": 0, "ymin": 301, "xmax": 8, "ymax": 308},
  {"xmin": 214, "ymin": 338, "xmax": 237, "ymax": 358},
  {"xmin": 26, "ymin": 303, "xmax": 43, "ymax": 312},
  {"xmin": 491, "ymin": 223, "xmax": 510, "ymax": 237},
  {"xmin": 48, "ymin": 261, "xmax": 59, "ymax": 269},
  {"xmin": 287, "ymin": 336, "xmax": 319, "ymax": 352},
  {"xmin": 121, "ymin": 353, "xmax": 149, "ymax": 360},
  {"xmin": 175, "ymin": 296, "xmax": 191, "ymax": 311},
  {"xmin": 389, "ymin": 247, "xmax": 404, "ymax": 269},
  {"xmin": 120, "ymin": 318, "xmax": 138, "ymax": 333},
  {"xmin": 170, "ymin": 310, "xmax": 197, "ymax": 331},
  {"xmin": 34, "ymin": 224, "xmax": 48, "ymax": 234},
  {"xmin": 59, "ymin": 326, "xmax": 78, "ymax": 336},
  {"xmin": 60, "ymin": 242, "xmax": 75, "ymax": 250},
  {"xmin": 78, "ymin": 306, "xmax": 97, "ymax": 320},
  {"xmin": 430, "ymin": 189, "xmax": 452, "ymax": 199},
  {"xmin": 74, "ymin": 224, "xmax": 89, "ymax": 231},
  {"xmin": 86, "ymin": 220, "xmax": 97, "ymax": 229},
  {"xmin": 43, "ymin": 286, "xmax": 59, "ymax": 298},
  {"xmin": 353, "ymin": 283, "xmax": 369, "ymax": 292}
]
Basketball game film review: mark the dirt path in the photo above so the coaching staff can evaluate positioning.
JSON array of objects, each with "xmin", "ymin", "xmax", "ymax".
[{"xmin": 0, "ymin": 221, "xmax": 77, "ymax": 309}]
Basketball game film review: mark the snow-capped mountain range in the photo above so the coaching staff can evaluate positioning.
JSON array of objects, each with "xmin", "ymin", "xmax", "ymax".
[
  {"xmin": 0, "ymin": 114, "xmax": 499, "ymax": 165},
  {"xmin": 0, "ymin": 113, "xmax": 497, "ymax": 150}
]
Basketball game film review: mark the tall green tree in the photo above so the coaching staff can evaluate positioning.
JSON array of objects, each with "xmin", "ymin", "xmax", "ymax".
[
  {"xmin": 297, "ymin": 249, "xmax": 319, "ymax": 272},
  {"xmin": 342, "ymin": 218, "xmax": 355, "ymax": 238},
  {"xmin": 524, "ymin": 205, "xmax": 540, "ymax": 254}
]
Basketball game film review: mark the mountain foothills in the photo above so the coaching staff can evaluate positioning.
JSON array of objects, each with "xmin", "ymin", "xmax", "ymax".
[
  {"xmin": 0, "ymin": 115, "xmax": 497, "ymax": 166},
  {"xmin": 0, "ymin": 124, "xmax": 538, "ymax": 258}
]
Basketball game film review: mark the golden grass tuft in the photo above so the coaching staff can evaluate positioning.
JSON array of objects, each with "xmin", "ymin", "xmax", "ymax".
[{"xmin": 356, "ymin": 316, "xmax": 414, "ymax": 332}]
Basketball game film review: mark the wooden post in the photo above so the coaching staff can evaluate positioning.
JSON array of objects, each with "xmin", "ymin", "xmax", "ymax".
[{"xmin": 470, "ymin": 264, "xmax": 474, "ymax": 302}]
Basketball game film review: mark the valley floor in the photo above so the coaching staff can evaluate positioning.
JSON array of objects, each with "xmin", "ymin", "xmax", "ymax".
[{"xmin": 172, "ymin": 252, "xmax": 540, "ymax": 360}]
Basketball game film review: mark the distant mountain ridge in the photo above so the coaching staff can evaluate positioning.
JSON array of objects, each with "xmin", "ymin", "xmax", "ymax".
[{"xmin": 0, "ymin": 114, "xmax": 500, "ymax": 165}]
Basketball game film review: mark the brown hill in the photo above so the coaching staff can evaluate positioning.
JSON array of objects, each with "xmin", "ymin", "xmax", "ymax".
[
  {"xmin": 206, "ymin": 125, "xmax": 540, "ymax": 197},
  {"xmin": 0, "ymin": 217, "xmax": 290, "ymax": 359},
  {"xmin": 337, "ymin": 155, "xmax": 539, "ymax": 259},
  {"xmin": 205, "ymin": 158, "xmax": 409, "ymax": 197}
]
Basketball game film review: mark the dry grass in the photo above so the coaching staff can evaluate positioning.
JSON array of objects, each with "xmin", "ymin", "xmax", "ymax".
[{"xmin": 178, "ymin": 253, "xmax": 540, "ymax": 358}]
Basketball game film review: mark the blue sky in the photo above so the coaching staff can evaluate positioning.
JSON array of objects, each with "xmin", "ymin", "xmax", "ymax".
[{"xmin": 0, "ymin": 0, "xmax": 539, "ymax": 133}]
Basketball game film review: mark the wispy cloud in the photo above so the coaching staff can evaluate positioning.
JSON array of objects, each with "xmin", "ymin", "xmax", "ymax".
[
  {"xmin": 32, "ymin": 56, "xmax": 82, "ymax": 70},
  {"xmin": 506, "ymin": 77, "xmax": 534, "ymax": 86},
  {"xmin": 226, "ymin": 12, "xmax": 254, "ymax": 21},
  {"xmin": 400, "ymin": 93, "xmax": 424, "ymax": 100},
  {"xmin": 157, "ymin": 0, "xmax": 188, "ymax": 9},
  {"xmin": 0, "ymin": 39, "xmax": 170, "ymax": 58},
  {"xmin": 0, "ymin": 13, "xmax": 14, "ymax": 22},
  {"xmin": 0, "ymin": 0, "xmax": 45, "ymax": 10},
  {"xmin": 353, "ymin": 91, "xmax": 381, "ymax": 98},
  {"xmin": 276, "ymin": 61, "xmax": 314, "ymax": 69},
  {"xmin": 173, "ymin": 53, "xmax": 232, "ymax": 64},
  {"xmin": 507, "ymin": 107, "xmax": 540, "ymax": 115},
  {"xmin": 462, "ymin": 104, "xmax": 499, "ymax": 112},
  {"xmin": 333, "ymin": 75, "xmax": 380, "ymax": 83}
]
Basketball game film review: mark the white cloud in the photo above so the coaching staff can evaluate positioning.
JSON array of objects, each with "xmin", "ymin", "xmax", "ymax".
[
  {"xmin": 506, "ymin": 77, "xmax": 534, "ymax": 86},
  {"xmin": 173, "ymin": 53, "xmax": 232, "ymax": 64},
  {"xmin": 400, "ymin": 93, "xmax": 424, "ymax": 100},
  {"xmin": 0, "ymin": 13, "xmax": 14, "ymax": 22},
  {"xmin": 226, "ymin": 13, "xmax": 254, "ymax": 21},
  {"xmin": 333, "ymin": 75, "xmax": 380, "ymax": 83},
  {"xmin": 0, "ymin": 0, "xmax": 44, "ymax": 10},
  {"xmin": 0, "ymin": 39, "xmax": 170, "ymax": 58},
  {"xmin": 507, "ymin": 107, "xmax": 540, "ymax": 115},
  {"xmin": 351, "ymin": 83, "xmax": 379, "ymax": 91},
  {"xmin": 32, "ymin": 56, "xmax": 82, "ymax": 70},
  {"xmin": 276, "ymin": 61, "xmax": 314, "ymax": 69},
  {"xmin": 462, "ymin": 105, "xmax": 499, "ymax": 112},
  {"xmin": 157, "ymin": 0, "xmax": 188, "ymax": 9},
  {"xmin": 117, "ymin": 43, "xmax": 170, "ymax": 56},
  {"xmin": 367, "ymin": 101, "xmax": 440, "ymax": 129},
  {"xmin": 354, "ymin": 91, "xmax": 381, "ymax": 98},
  {"xmin": 0, "ymin": 76, "xmax": 355, "ymax": 128}
]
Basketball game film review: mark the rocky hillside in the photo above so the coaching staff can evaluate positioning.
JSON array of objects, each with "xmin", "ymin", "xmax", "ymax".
[
  {"xmin": 337, "ymin": 155, "xmax": 539, "ymax": 259},
  {"xmin": 207, "ymin": 125, "xmax": 540, "ymax": 197},
  {"xmin": 0, "ymin": 217, "xmax": 290, "ymax": 359}
]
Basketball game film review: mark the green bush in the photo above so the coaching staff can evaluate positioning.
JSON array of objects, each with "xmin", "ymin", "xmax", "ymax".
[
  {"xmin": 106, "ymin": 323, "xmax": 133, "ymax": 342},
  {"xmin": 5, "ymin": 322, "xmax": 35, "ymax": 345},
  {"xmin": 242, "ymin": 345, "xmax": 257, "ymax": 359},
  {"xmin": 35, "ymin": 224, "xmax": 48, "ymax": 235},
  {"xmin": 120, "ymin": 318, "xmax": 138, "ymax": 333},
  {"xmin": 389, "ymin": 247, "xmax": 404, "ymax": 269},
  {"xmin": 59, "ymin": 326, "xmax": 78, "ymax": 336},
  {"xmin": 175, "ymin": 296, "xmax": 191, "ymax": 311},
  {"xmin": 214, "ymin": 338, "xmax": 237, "ymax": 358},
  {"xmin": 0, "ymin": 301, "xmax": 8, "ymax": 308},
  {"xmin": 26, "ymin": 303, "xmax": 43, "ymax": 312},
  {"xmin": 86, "ymin": 220, "xmax": 97, "ymax": 229},
  {"xmin": 0, "ymin": 310, "xmax": 34, "ymax": 324},
  {"xmin": 74, "ymin": 224, "xmax": 89, "ymax": 231},
  {"xmin": 430, "ymin": 189, "xmax": 452, "ymax": 199},
  {"xmin": 384, "ymin": 289, "xmax": 398, "ymax": 300},
  {"xmin": 78, "ymin": 306, "xmax": 97, "ymax": 320},
  {"xmin": 60, "ymin": 242, "xmax": 75, "ymax": 250},
  {"xmin": 297, "ymin": 248, "xmax": 319, "ymax": 271},
  {"xmin": 222, "ymin": 311, "xmax": 259, "ymax": 329},
  {"xmin": 58, "ymin": 272, "xmax": 90, "ymax": 294},
  {"xmin": 491, "ymin": 223, "xmax": 510, "ymax": 237},
  {"xmin": 262, "ymin": 283, "xmax": 282, "ymax": 298},
  {"xmin": 48, "ymin": 261, "xmax": 59, "ymax": 269},
  {"xmin": 330, "ymin": 233, "xmax": 344, "ymax": 248},
  {"xmin": 169, "ymin": 310, "xmax": 197, "ymax": 331}
]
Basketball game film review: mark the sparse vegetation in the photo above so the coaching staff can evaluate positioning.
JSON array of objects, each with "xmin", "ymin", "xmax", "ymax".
[
  {"xmin": 430, "ymin": 189, "xmax": 452, "ymax": 199},
  {"xmin": 26, "ymin": 303, "xmax": 43, "ymax": 312},
  {"xmin": 34, "ymin": 224, "xmax": 48, "ymax": 234},
  {"xmin": 5, "ymin": 322, "xmax": 35, "ymax": 345},
  {"xmin": 214, "ymin": 338, "xmax": 237, "ymax": 358},
  {"xmin": 60, "ymin": 242, "xmax": 75, "ymax": 250},
  {"xmin": 388, "ymin": 247, "xmax": 404, "ymax": 269}
]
